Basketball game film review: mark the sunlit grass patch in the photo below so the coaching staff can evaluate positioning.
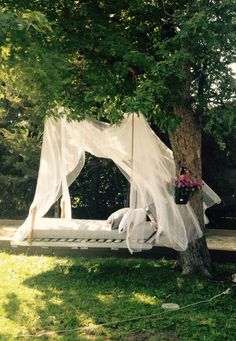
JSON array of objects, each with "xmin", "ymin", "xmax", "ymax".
[{"xmin": 0, "ymin": 252, "xmax": 235, "ymax": 340}]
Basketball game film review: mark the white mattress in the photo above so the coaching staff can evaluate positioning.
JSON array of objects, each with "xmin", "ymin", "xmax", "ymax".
[{"xmin": 31, "ymin": 218, "xmax": 156, "ymax": 241}]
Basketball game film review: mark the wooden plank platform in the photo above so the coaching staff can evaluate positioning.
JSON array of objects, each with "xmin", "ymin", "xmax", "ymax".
[{"xmin": 12, "ymin": 238, "xmax": 153, "ymax": 251}]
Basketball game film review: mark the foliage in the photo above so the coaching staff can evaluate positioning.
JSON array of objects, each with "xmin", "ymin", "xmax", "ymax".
[
  {"xmin": 1, "ymin": 1, "xmax": 235, "ymax": 128},
  {"xmin": 0, "ymin": 108, "xmax": 42, "ymax": 218},
  {"xmin": 0, "ymin": 4, "xmax": 70, "ymax": 119},
  {"xmin": 70, "ymin": 154, "xmax": 129, "ymax": 219},
  {"xmin": 0, "ymin": 252, "xmax": 236, "ymax": 340},
  {"xmin": 0, "ymin": 5, "xmax": 71, "ymax": 217},
  {"xmin": 0, "ymin": 1, "xmax": 235, "ymax": 219}
]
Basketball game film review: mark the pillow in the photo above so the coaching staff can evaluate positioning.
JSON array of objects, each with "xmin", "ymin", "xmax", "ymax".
[
  {"xmin": 118, "ymin": 208, "xmax": 146, "ymax": 234},
  {"xmin": 107, "ymin": 208, "xmax": 130, "ymax": 230},
  {"xmin": 118, "ymin": 209, "xmax": 131, "ymax": 233}
]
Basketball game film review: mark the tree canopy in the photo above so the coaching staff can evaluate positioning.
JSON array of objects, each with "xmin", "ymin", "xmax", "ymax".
[
  {"xmin": 0, "ymin": 0, "xmax": 235, "ymax": 211},
  {"xmin": 0, "ymin": 0, "xmax": 235, "ymax": 273},
  {"xmin": 1, "ymin": 1, "xmax": 235, "ymax": 129}
]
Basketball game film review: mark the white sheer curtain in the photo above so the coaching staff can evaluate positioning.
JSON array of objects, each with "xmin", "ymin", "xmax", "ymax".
[{"xmin": 12, "ymin": 113, "xmax": 220, "ymax": 251}]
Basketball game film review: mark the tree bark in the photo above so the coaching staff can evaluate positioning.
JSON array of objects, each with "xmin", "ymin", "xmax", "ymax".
[{"xmin": 169, "ymin": 103, "xmax": 212, "ymax": 276}]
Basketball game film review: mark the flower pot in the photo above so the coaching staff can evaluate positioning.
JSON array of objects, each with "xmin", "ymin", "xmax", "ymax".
[{"xmin": 175, "ymin": 189, "xmax": 190, "ymax": 205}]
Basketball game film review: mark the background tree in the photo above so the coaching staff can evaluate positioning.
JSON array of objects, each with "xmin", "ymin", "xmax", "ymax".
[{"xmin": 0, "ymin": 0, "xmax": 235, "ymax": 274}]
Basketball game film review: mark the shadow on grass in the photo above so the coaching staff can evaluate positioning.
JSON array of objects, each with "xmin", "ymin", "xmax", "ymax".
[
  {"xmin": 20, "ymin": 257, "xmax": 214, "ymax": 339},
  {"xmin": 1, "ymin": 252, "xmax": 235, "ymax": 340},
  {"xmin": 2, "ymin": 292, "xmax": 20, "ymax": 320}
]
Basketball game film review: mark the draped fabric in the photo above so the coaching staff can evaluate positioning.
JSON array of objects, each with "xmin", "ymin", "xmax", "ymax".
[{"xmin": 12, "ymin": 113, "xmax": 220, "ymax": 251}]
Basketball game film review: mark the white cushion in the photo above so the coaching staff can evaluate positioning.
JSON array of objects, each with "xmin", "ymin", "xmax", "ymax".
[
  {"xmin": 107, "ymin": 208, "xmax": 130, "ymax": 230},
  {"xmin": 118, "ymin": 208, "xmax": 146, "ymax": 233}
]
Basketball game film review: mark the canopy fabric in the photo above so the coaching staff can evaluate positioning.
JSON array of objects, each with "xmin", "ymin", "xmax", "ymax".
[{"xmin": 12, "ymin": 113, "xmax": 220, "ymax": 251}]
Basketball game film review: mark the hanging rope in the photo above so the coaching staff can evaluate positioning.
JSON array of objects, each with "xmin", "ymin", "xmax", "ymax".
[
  {"xmin": 126, "ymin": 113, "xmax": 136, "ymax": 253},
  {"xmin": 130, "ymin": 112, "xmax": 135, "ymax": 189},
  {"xmin": 129, "ymin": 112, "xmax": 136, "ymax": 209}
]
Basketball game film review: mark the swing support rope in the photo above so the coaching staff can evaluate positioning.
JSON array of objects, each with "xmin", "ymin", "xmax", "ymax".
[{"xmin": 130, "ymin": 112, "xmax": 135, "ymax": 207}]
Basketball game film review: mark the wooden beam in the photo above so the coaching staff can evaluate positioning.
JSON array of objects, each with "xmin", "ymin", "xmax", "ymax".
[{"xmin": 29, "ymin": 207, "xmax": 37, "ymax": 242}]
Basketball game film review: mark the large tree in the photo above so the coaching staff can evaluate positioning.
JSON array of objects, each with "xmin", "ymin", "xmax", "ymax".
[{"xmin": 0, "ymin": 0, "xmax": 235, "ymax": 274}]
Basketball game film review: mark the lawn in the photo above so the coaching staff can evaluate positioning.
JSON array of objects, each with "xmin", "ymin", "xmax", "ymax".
[{"xmin": 0, "ymin": 252, "xmax": 235, "ymax": 340}]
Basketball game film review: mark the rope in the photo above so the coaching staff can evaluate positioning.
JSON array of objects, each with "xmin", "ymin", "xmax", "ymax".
[
  {"xmin": 130, "ymin": 112, "xmax": 135, "ymax": 194},
  {"xmin": 129, "ymin": 112, "xmax": 138, "ymax": 209},
  {"xmin": 8, "ymin": 288, "xmax": 231, "ymax": 339}
]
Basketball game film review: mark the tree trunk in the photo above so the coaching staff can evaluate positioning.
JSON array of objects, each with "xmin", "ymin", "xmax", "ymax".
[{"xmin": 169, "ymin": 103, "xmax": 212, "ymax": 276}]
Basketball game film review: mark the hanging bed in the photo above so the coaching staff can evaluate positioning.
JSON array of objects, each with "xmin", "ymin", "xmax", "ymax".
[
  {"xmin": 11, "ymin": 112, "xmax": 221, "ymax": 254},
  {"xmin": 12, "ymin": 217, "xmax": 158, "ymax": 252}
]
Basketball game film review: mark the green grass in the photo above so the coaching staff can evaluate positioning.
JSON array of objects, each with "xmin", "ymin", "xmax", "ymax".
[{"xmin": 0, "ymin": 252, "xmax": 236, "ymax": 340}]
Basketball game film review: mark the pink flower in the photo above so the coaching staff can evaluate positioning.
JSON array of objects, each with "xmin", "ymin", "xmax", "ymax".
[{"xmin": 173, "ymin": 175, "xmax": 203, "ymax": 193}]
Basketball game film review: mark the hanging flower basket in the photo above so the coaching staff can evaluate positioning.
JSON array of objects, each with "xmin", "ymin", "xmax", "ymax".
[
  {"xmin": 173, "ymin": 175, "xmax": 203, "ymax": 205},
  {"xmin": 175, "ymin": 188, "xmax": 190, "ymax": 204}
]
